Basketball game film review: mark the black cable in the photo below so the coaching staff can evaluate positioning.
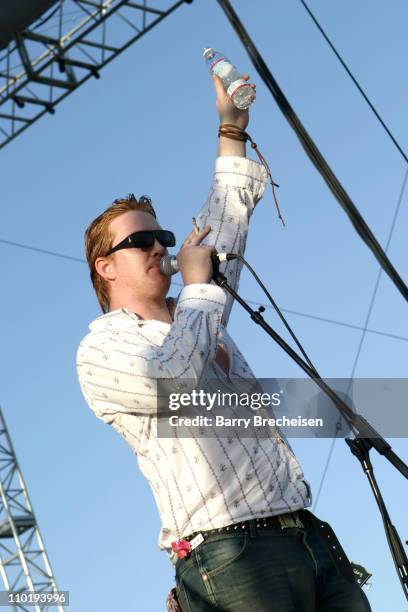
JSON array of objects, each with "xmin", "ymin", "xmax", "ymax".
[
  {"xmin": 0, "ymin": 9, "xmax": 84, "ymax": 72},
  {"xmin": 0, "ymin": 1, "xmax": 64, "ymax": 62},
  {"xmin": 0, "ymin": 238, "xmax": 85, "ymax": 263},
  {"xmin": 0, "ymin": 43, "xmax": 13, "ymax": 66},
  {"xmin": 313, "ymin": 164, "xmax": 408, "ymax": 512},
  {"xmin": 73, "ymin": 0, "xmax": 100, "ymax": 23},
  {"xmin": 260, "ymin": 305, "xmax": 408, "ymax": 343},
  {"xmin": 349, "ymin": 165, "xmax": 408, "ymax": 379},
  {"xmin": 236, "ymin": 254, "xmax": 318, "ymax": 374},
  {"xmin": 1, "ymin": 236, "xmax": 407, "ymax": 343},
  {"xmin": 299, "ymin": 0, "xmax": 408, "ymax": 164},
  {"xmin": 216, "ymin": 0, "xmax": 408, "ymax": 302},
  {"xmin": 33, "ymin": 3, "xmax": 62, "ymax": 30}
]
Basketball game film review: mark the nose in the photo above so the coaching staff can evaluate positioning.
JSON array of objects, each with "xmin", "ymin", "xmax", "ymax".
[{"xmin": 151, "ymin": 238, "xmax": 166, "ymax": 257}]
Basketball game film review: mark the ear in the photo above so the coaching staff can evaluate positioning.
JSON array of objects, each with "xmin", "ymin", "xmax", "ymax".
[{"xmin": 95, "ymin": 256, "xmax": 116, "ymax": 282}]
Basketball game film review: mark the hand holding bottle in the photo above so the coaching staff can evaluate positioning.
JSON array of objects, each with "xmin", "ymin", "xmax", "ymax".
[
  {"xmin": 212, "ymin": 73, "xmax": 253, "ymax": 131},
  {"xmin": 204, "ymin": 47, "xmax": 256, "ymax": 111}
]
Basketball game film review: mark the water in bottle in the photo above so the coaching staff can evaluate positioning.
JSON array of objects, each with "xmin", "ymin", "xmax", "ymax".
[{"xmin": 203, "ymin": 47, "xmax": 256, "ymax": 110}]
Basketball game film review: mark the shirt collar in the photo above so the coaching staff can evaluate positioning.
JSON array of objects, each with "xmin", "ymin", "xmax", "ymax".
[
  {"xmin": 88, "ymin": 297, "xmax": 177, "ymax": 332},
  {"xmin": 88, "ymin": 308, "xmax": 144, "ymax": 332}
]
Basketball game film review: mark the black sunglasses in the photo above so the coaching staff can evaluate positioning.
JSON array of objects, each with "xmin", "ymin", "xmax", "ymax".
[{"xmin": 107, "ymin": 230, "xmax": 176, "ymax": 255}]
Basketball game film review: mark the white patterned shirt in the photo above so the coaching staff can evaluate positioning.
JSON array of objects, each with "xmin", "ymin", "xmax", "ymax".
[{"xmin": 77, "ymin": 156, "xmax": 311, "ymax": 562}]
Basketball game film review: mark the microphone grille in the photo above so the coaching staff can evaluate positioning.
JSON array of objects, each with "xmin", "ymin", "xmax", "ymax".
[{"xmin": 160, "ymin": 255, "xmax": 177, "ymax": 276}]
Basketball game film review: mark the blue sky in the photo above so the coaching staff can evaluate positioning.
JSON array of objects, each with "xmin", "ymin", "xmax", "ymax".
[{"xmin": 1, "ymin": 0, "xmax": 407, "ymax": 610}]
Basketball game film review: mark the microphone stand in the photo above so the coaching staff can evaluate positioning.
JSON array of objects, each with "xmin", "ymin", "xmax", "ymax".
[{"xmin": 212, "ymin": 260, "xmax": 408, "ymax": 599}]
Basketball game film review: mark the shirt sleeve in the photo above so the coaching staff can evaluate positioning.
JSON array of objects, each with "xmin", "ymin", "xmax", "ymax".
[
  {"xmin": 76, "ymin": 284, "xmax": 226, "ymax": 421},
  {"xmin": 194, "ymin": 156, "xmax": 267, "ymax": 327}
]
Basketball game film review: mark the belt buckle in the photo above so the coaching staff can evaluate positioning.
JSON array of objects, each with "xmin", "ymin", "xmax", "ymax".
[{"xmin": 278, "ymin": 512, "xmax": 304, "ymax": 530}]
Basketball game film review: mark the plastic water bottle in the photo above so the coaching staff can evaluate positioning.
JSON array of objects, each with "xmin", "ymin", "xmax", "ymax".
[{"xmin": 203, "ymin": 47, "xmax": 256, "ymax": 110}]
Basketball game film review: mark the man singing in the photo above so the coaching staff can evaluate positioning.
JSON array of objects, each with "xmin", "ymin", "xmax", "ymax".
[{"xmin": 77, "ymin": 75, "xmax": 371, "ymax": 611}]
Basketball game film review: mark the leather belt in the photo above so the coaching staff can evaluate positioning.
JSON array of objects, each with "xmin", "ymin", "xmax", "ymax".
[
  {"xmin": 300, "ymin": 510, "xmax": 355, "ymax": 582},
  {"xmin": 185, "ymin": 510, "xmax": 304, "ymax": 543},
  {"xmin": 174, "ymin": 510, "xmax": 356, "ymax": 584}
]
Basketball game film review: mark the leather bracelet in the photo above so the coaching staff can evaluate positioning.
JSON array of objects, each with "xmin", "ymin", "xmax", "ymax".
[
  {"xmin": 218, "ymin": 124, "xmax": 248, "ymax": 142},
  {"xmin": 218, "ymin": 124, "xmax": 285, "ymax": 226}
]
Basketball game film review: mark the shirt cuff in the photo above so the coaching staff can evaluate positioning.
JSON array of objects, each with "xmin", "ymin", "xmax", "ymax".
[
  {"xmin": 176, "ymin": 283, "xmax": 226, "ymax": 313},
  {"xmin": 214, "ymin": 156, "xmax": 267, "ymax": 200}
]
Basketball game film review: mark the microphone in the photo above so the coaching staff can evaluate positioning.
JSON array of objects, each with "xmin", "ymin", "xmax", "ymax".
[{"xmin": 159, "ymin": 253, "xmax": 237, "ymax": 276}]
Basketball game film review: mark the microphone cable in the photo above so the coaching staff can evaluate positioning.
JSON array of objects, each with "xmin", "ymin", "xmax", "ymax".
[{"xmin": 233, "ymin": 254, "xmax": 319, "ymax": 377}]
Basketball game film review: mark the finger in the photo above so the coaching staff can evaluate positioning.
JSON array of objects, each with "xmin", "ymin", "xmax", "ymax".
[
  {"xmin": 189, "ymin": 225, "xmax": 212, "ymax": 246},
  {"xmin": 213, "ymin": 75, "xmax": 229, "ymax": 99},
  {"xmin": 187, "ymin": 227, "xmax": 199, "ymax": 241},
  {"xmin": 180, "ymin": 228, "xmax": 198, "ymax": 248},
  {"xmin": 180, "ymin": 225, "xmax": 211, "ymax": 249}
]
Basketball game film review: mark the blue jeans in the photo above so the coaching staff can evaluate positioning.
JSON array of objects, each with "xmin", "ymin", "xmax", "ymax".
[{"xmin": 175, "ymin": 515, "xmax": 371, "ymax": 611}]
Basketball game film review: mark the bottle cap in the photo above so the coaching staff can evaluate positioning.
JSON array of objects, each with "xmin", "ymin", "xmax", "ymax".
[{"xmin": 203, "ymin": 47, "xmax": 214, "ymax": 59}]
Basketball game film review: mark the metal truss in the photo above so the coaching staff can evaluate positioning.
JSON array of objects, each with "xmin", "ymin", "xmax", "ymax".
[
  {"xmin": 0, "ymin": 0, "xmax": 192, "ymax": 151},
  {"xmin": 0, "ymin": 408, "xmax": 64, "ymax": 611}
]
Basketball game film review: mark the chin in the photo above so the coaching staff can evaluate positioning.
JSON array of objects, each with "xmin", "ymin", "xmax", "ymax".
[{"xmin": 145, "ymin": 273, "xmax": 170, "ymax": 296}]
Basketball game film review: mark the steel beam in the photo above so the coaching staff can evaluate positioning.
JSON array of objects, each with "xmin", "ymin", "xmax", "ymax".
[
  {"xmin": 0, "ymin": 408, "xmax": 64, "ymax": 611},
  {"xmin": 0, "ymin": 0, "xmax": 192, "ymax": 150}
]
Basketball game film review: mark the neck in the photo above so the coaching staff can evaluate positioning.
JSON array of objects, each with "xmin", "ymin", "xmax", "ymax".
[{"xmin": 109, "ymin": 294, "xmax": 172, "ymax": 324}]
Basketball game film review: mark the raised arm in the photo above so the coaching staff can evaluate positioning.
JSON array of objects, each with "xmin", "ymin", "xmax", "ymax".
[
  {"xmin": 194, "ymin": 75, "xmax": 267, "ymax": 327},
  {"xmin": 216, "ymin": 74, "xmax": 249, "ymax": 158}
]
